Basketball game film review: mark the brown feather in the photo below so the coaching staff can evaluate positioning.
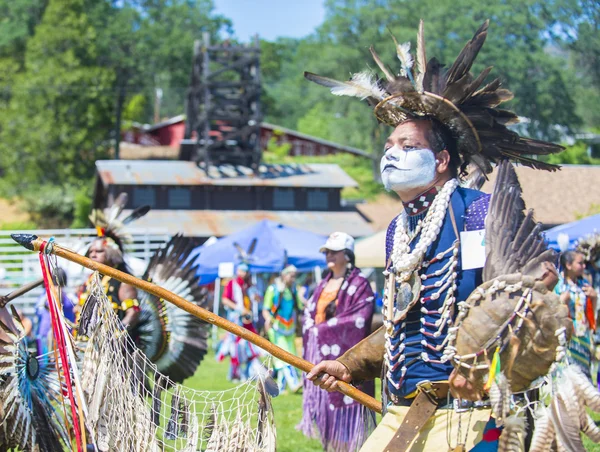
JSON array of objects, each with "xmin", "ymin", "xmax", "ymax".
[
  {"xmin": 443, "ymin": 73, "xmax": 473, "ymax": 104},
  {"xmin": 473, "ymin": 78, "xmax": 502, "ymax": 96},
  {"xmin": 369, "ymin": 46, "xmax": 394, "ymax": 82},
  {"xmin": 446, "ymin": 20, "xmax": 489, "ymax": 85},
  {"xmin": 384, "ymin": 77, "xmax": 416, "ymax": 95},
  {"xmin": 467, "ymin": 88, "xmax": 514, "ymax": 108},
  {"xmin": 423, "ymin": 57, "xmax": 444, "ymax": 94},
  {"xmin": 489, "ymin": 108, "xmax": 520, "ymax": 125},
  {"xmin": 461, "ymin": 66, "xmax": 493, "ymax": 102},
  {"xmin": 416, "ymin": 19, "xmax": 427, "ymax": 91},
  {"xmin": 483, "ymin": 161, "xmax": 553, "ymax": 281},
  {"xmin": 497, "ymin": 150, "xmax": 560, "ymax": 171}
]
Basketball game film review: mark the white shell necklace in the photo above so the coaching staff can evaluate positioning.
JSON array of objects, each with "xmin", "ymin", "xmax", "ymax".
[{"xmin": 390, "ymin": 178, "xmax": 459, "ymax": 280}]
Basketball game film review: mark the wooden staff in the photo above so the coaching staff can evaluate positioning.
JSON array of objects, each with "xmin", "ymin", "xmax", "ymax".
[
  {"xmin": 12, "ymin": 234, "xmax": 383, "ymax": 414},
  {"xmin": 0, "ymin": 278, "xmax": 44, "ymax": 308}
]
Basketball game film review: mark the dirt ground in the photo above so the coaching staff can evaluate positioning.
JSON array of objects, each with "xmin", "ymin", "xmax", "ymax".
[{"xmin": 0, "ymin": 198, "xmax": 31, "ymax": 227}]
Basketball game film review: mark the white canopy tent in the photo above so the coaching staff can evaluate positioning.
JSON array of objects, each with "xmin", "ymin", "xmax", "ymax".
[{"xmin": 355, "ymin": 229, "xmax": 387, "ymax": 268}]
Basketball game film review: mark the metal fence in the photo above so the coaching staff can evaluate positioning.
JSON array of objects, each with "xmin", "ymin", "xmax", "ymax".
[{"xmin": 0, "ymin": 228, "xmax": 170, "ymax": 315}]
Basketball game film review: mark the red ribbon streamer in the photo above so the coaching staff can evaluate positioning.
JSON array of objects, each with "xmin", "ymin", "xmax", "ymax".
[{"xmin": 39, "ymin": 242, "xmax": 83, "ymax": 452}]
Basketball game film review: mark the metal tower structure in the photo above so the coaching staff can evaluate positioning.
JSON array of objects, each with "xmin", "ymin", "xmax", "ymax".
[{"xmin": 181, "ymin": 33, "xmax": 262, "ymax": 168}]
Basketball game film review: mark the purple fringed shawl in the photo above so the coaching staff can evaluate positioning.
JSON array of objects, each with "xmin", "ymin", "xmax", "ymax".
[{"xmin": 298, "ymin": 268, "xmax": 376, "ymax": 451}]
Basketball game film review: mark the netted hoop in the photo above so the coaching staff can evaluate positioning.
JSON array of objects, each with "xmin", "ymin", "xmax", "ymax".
[{"xmin": 80, "ymin": 272, "xmax": 277, "ymax": 452}]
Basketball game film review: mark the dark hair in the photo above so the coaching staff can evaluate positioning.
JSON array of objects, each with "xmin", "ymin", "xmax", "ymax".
[
  {"xmin": 559, "ymin": 250, "xmax": 584, "ymax": 269},
  {"xmin": 423, "ymin": 118, "xmax": 462, "ymax": 178},
  {"xmin": 323, "ymin": 249, "xmax": 356, "ymax": 320},
  {"xmin": 344, "ymin": 249, "xmax": 356, "ymax": 268},
  {"xmin": 52, "ymin": 267, "xmax": 67, "ymax": 287}
]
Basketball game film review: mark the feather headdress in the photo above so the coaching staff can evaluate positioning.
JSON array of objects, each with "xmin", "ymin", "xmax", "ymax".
[
  {"xmin": 88, "ymin": 192, "xmax": 150, "ymax": 253},
  {"xmin": 576, "ymin": 232, "xmax": 600, "ymax": 265},
  {"xmin": 304, "ymin": 20, "xmax": 564, "ymax": 175}
]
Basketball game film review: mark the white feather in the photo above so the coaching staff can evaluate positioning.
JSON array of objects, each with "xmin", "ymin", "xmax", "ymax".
[
  {"xmin": 549, "ymin": 381, "xmax": 586, "ymax": 452},
  {"xmin": 396, "ymin": 42, "xmax": 414, "ymax": 77},
  {"xmin": 529, "ymin": 406, "xmax": 555, "ymax": 452},
  {"xmin": 582, "ymin": 412, "xmax": 600, "ymax": 443},
  {"xmin": 568, "ymin": 364, "xmax": 600, "ymax": 411},
  {"xmin": 330, "ymin": 71, "xmax": 387, "ymax": 100},
  {"xmin": 499, "ymin": 415, "xmax": 526, "ymax": 452},
  {"xmin": 557, "ymin": 233, "xmax": 571, "ymax": 252}
]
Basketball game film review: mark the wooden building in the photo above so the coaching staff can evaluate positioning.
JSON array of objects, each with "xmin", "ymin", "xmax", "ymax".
[
  {"xmin": 94, "ymin": 160, "xmax": 374, "ymax": 239},
  {"xmin": 122, "ymin": 117, "xmax": 372, "ymax": 160}
]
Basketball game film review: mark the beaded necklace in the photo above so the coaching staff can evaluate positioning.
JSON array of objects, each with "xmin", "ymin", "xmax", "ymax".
[
  {"xmin": 383, "ymin": 179, "xmax": 460, "ymax": 393},
  {"xmin": 384, "ymin": 179, "xmax": 459, "ymax": 322}
]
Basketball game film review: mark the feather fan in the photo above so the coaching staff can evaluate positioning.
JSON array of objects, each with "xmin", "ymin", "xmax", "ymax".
[{"xmin": 130, "ymin": 234, "xmax": 210, "ymax": 383}]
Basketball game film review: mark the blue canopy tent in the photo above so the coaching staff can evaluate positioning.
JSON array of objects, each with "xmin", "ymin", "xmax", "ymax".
[
  {"xmin": 544, "ymin": 213, "xmax": 600, "ymax": 251},
  {"xmin": 188, "ymin": 219, "xmax": 328, "ymax": 284}
]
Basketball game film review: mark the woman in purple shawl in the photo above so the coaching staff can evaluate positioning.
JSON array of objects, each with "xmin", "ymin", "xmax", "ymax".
[{"xmin": 298, "ymin": 232, "xmax": 376, "ymax": 451}]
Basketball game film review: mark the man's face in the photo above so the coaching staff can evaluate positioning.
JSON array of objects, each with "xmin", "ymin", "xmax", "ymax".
[
  {"xmin": 380, "ymin": 121, "xmax": 438, "ymax": 193},
  {"xmin": 237, "ymin": 269, "xmax": 248, "ymax": 280},
  {"xmin": 89, "ymin": 240, "xmax": 108, "ymax": 265}
]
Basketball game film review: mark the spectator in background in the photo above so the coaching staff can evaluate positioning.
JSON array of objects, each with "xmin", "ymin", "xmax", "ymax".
[
  {"xmin": 299, "ymin": 232, "xmax": 376, "ymax": 451},
  {"xmin": 299, "ymin": 273, "xmax": 316, "ymax": 302},
  {"xmin": 555, "ymin": 250, "xmax": 598, "ymax": 378},
  {"xmin": 217, "ymin": 263, "xmax": 261, "ymax": 381},
  {"xmin": 263, "ymin": 265, "xmax": 302, "ymax": 392}
]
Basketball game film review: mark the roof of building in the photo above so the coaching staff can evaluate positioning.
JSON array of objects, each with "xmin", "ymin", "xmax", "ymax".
[
  {"xmin": 355, "ymin": 196, "xmax": 402, "ymax": 232},
  {"xmin": 121, "ymin": 209, "xmax": 374, "ymax": 238},
  {"xmin": 126, "ymin": 115, "xmax": 373, "ymax": 159},
  {"xmin": 357, "ymin": 164, "xmax": 600, "ymax": 229},
  {"xmin": 480, "ymin": 164, "xmax": 600, "ymax": 226},
  {"xmin": 96, "ymin": 160, "xmax": 358, "ymax": 188},
  {"xmin": 145, "ymin": 114, "xmax": 186, "ymax": 132},
  {"xmin": 261, "ymin": 122, "xmax": 373, "ymax": 159},
  {"xmin": 117, "ymin": 143, "xmax": 179, "ymax": 160}
]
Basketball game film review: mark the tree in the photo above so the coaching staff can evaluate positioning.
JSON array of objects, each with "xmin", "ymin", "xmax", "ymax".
[
  {"xmin": 559, "ymin": 0, "xmax": 600, "ymax": 128},
  {"xmin": 86, "ymin": 0, "xmax": 232, "ymax": 156},
  {"xmin": 266, "ymin": 0, "xmax": 591, "ymax": 156},
  {"xmin": 0, "ymin": 0, "xmax": 48, "ymax": 106},
  {"xmin": 0, "ymin": 0, "xmax": 233, "ymax": 225},
  {"xmin": 0, "ymin": 0, "xmax": 114, "ymax": 224}
]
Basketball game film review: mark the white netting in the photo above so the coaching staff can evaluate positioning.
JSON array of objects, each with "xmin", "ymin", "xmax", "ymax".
[{"xmin": 80, "ymin": 273, "xmax": 276, "ymax": 452}]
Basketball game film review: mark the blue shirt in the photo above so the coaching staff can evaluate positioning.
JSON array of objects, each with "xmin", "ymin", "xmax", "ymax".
[{"xmin": 385, "ymin": 187, "xmax": 489, "ymax": 399}]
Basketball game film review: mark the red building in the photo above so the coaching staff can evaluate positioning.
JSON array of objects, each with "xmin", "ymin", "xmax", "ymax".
[{"xmin": 123, "ymin": 116, "xmax": 372, "ymax": 159}]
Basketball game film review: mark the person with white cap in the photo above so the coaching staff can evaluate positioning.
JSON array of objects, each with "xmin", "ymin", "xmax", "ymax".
[
  {"xmin": 263, "ymin": 264, "xmax": 302, "ymax": 392},
  {"xmin": 298, "ymin": 232, "xmax": 376, "ymax": 451}
]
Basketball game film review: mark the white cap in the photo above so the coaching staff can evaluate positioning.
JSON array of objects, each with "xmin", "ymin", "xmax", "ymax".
[
  {"xmin": 281, "ymin": 264, "xmax": 298, "ymax": 276},
  {"xmin": 319, "ymin": 232, "xmax": 355, "ymax": 253}
]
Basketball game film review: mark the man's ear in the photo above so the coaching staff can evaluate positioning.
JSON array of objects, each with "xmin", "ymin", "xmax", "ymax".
[{"xmin": 436, "ymin": 149, "xmax": 451, "ymax": 174}]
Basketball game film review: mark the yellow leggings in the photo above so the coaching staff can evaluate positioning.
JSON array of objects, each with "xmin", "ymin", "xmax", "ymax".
[{"xmin": 360, "ymin": 405, "xmax": 492, "ymax": 451}]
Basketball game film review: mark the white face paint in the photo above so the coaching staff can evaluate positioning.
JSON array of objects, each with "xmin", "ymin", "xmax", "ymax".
[{"xmin": 380, "ymin": 145, "xmax": 437, "ymax": 192}]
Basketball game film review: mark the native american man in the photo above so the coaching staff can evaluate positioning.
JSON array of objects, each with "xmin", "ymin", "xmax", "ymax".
[
  {"xmin": 305, "ymin": 20, "xmax": 568, "ymax": 451},
  {"xmin": 78, "ymin": 234, "xmax": 141, "ymax": 331}
]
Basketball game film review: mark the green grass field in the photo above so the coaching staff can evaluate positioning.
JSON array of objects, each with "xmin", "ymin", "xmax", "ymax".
[{"xmin": 185, "ymin": 350, "xmax": 323, "ymax": 452}]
